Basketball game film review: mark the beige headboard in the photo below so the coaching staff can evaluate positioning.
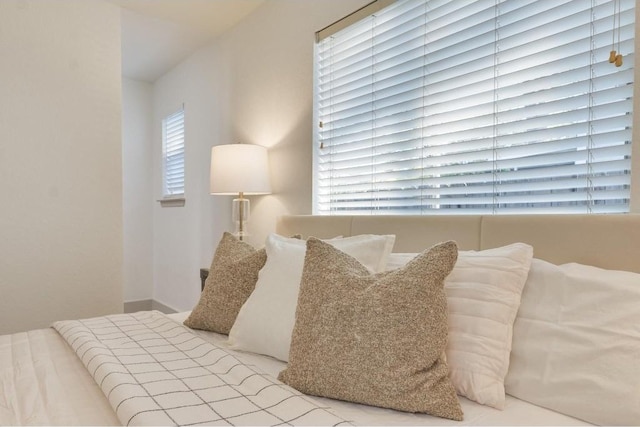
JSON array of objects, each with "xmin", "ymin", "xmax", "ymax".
[{"xmin": 276, "ymin": 214, "xmax": 640, "ymax": 273}]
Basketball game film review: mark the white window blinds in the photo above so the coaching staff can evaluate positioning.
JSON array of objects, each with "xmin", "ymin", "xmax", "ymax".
[
  {"xmin": 314, "ymin": 0, "xmax": 635, "ymax": 215},
  {"xmin": 162, "ymin": 108, "xmax": 185, "ymax": 198}
]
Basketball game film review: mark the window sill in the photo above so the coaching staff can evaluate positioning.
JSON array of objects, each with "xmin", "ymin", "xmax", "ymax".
[{"xmin": 158, "ymin": 197, "xmax": 185, "ymax": 208}]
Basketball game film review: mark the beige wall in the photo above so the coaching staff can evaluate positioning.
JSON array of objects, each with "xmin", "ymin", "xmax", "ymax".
[{"xmin": 0, "ymin": 0, "xmax": 123, "ymax": 334}]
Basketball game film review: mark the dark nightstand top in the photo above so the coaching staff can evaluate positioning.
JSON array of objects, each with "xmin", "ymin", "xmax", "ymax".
[{"xmin": 200, "ymin": 268, "xmax": 209, "ymax": 291}]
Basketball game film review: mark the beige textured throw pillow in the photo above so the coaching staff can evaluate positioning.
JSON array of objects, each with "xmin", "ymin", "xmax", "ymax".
[
  {"xmin": 278, "ymin": 238, "xmax": 463, "ymax": 421},
  {"xmin": 184, "ymin": 232, "xmax": 266, "ymax": 334}
]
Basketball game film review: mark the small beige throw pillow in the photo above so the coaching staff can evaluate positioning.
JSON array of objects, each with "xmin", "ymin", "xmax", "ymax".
[
  {"xmin": 184, "ymin": 232, "xmax": 266, "ymax": 334},
  {"xmin": 279, "ymin": 238, "xmax": 463, "ymax": 421}
]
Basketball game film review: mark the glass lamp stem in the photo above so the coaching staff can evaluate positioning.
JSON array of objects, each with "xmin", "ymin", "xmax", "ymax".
[
  {"xmin": 232, "ymin": 192, "xmax": 249, "ymax": 241},
  {"xmin": 238, "ymin": 191, "xmax": 244, "ymax": 240}
]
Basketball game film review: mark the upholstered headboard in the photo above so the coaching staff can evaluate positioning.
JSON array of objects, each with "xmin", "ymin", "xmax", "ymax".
[{"xmin": 276, "ymin": 214, "xmax": 640, "ymax": 273}]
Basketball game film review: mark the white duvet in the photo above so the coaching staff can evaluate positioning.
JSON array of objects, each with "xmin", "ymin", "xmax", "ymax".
[
  {"xmin": 173, "ymin": 312, "xmax": 592, "ymax": 426},
  {"xmin": 0, "ymin": 327, "xmax": 118, "ymax": 425},
  {"xmin": 0, "ymin": 311, "xmax": 592, "ymax": 426}
]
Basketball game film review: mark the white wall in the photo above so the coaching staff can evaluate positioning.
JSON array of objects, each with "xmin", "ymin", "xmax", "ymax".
[
  {"xmin": 148, "ymin": 0, "xmax": 640, "ymax": 312},
  {"xmin": 151, "ymin": 0, "xmax": 369, "ymax": 311},
  {"xmin": 151, "ymin": 42, "xmax": 227, "ymax": 312},
  {"xmin": 0, "ymin": 0, "xmax": 123, "ymax": 334},
  {"xmin": 122, "ymin": 78, "xmax": 154, "ymax": 303},
  {"xmin": 217, "ymin": 0, "xmax": 371, "ymax": 243}
]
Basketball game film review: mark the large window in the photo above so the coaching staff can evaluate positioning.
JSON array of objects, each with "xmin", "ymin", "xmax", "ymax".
[
  {"xmin": 314, "ymin": 0, "xmax": 635, "ymax": 215},
  {"xmin": 162, "ymin": 108, "xmax": 185, "ymax": 200}
]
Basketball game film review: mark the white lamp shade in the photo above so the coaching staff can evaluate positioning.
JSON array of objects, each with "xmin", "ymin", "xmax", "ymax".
[{"xmin": 210, "ymin": 144, "xmax": 271, "ymax": 195}]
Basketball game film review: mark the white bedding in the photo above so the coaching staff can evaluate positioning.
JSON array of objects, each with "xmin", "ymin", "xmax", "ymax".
[
  {"xmin": 0, "ymin": 310, "xmax": 592, "ymax": 426},
  {"xmin": 0, "ymin": 327, "xmax": 119, "ymax": 425},
  {"xmin": 170, "ymin": 312, "xmax": 592, "ymax": 426}
]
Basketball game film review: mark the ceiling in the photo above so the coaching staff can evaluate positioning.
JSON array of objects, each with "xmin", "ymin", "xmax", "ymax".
[{"xmin": 107, "ymin": 0, "xmax": 264, "ymax": 82}]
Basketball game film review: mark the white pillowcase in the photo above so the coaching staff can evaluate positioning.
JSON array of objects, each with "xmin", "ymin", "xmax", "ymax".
[
  {"xmin": 386, "ymin": 243, "xmax": 533, "ymax": 410},
  {"xmin": 227, "ymin": 233, "xmax": 396, "ymax": 362},
  {"xmin": 385, "ymin": 253, "xmax": 420, "ymax": 270},
  {"xmin": 505, "ymin": 259, "xmax": 640, "ymax": 425}
]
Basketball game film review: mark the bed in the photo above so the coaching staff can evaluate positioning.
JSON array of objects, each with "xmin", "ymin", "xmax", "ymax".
[{"xmin": 1, "ymin": 214, "xmax": 639, "ymax": 426}]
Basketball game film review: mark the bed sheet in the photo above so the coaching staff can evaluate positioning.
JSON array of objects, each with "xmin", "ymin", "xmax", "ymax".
[
  {"xmin": 0, "ymin": 327, "xmax": 119, "ymax": 425},
  {"xmin": 0, "ymin": 311, "xmax": 593, "ymax": 426},
  {"xmin": 169, "ymin": 311, "xmax": 592, "ymax": 426}
]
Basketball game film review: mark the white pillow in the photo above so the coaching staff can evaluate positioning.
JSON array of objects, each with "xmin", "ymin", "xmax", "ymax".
[
  {"xmin": 385, "ymin": 253, "xmax": 418, "ymax": 271},
  {"xmin": 386, "ymin": 243, "xmax": 533, "ymax": 410},
  {"xmin": 505, "ymin": 259, "xmax": 640, "ymax": 425},
  {"xmin": 227, "ymin": 233, "xmax": 396, "ymax": 361}
]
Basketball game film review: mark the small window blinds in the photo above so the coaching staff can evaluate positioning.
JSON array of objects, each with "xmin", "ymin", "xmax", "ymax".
[
  {"xmin": 314, "ymin": 0, "xmax": 635, "ymax": 215},
  {"xmin": 162, "ymin": 108, "xmax": 185, "ymax": 198}
]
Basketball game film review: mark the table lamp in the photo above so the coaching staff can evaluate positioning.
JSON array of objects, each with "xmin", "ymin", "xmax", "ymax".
[{"xmin": 210, "ymin": 143, "xmax": 271, "ymax": 240}]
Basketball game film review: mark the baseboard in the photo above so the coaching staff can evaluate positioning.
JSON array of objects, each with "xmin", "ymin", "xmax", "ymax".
[
  {"xmin": 124, "ymin": 299, "xmax": 152, "ymax": 313},
  {"xmin": 124, "ymin": 299, "xmax": 178, "ymax": 315},
  {"xmin": 151, "ymin": 299, "xmax": 178, "ymax": 314}
]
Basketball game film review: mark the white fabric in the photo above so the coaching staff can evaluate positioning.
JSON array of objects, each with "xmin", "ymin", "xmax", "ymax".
[
  {"xmin": 385, "ymin": 252, "xmax": 421, "ymax": 270},
  {"xmin": 53, "ymin": 311, "xmax": 348, "ymax": 426},
  {"xmin": 0, "ymin": 328, "xmax": 119, "ymax": 426},
  {"xmin": 386, "ymin": 243, "xmax": 534, "ymax": 409},
  {"xmin": 505, "ymin": 259, "xmax": 640, "ymax": 426},
  {"xmin": 176, "ymin": 312, "xmax": 591, "ymax": 426},
  {"xmin": 228, "ymin": 233, "xmax": 395, "ymax": 361}
]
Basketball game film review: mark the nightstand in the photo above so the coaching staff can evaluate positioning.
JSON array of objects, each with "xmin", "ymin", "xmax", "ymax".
[{"xmin": 200, "ymin": 268, "xmax": 209, "ymax": 291}]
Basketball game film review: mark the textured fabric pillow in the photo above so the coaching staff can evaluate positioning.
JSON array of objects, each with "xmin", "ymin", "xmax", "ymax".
[
  {"xmin": 227, "ymin": 233, "xmax": 395, "ymax": 361},
  {"xmin": 385, "ymin": 243, "xmax": 533, "ymax": 409},
  {"xmin": 279, "ymin": 238, "xmax": 463, "ymax": 421},
  {"xmin": 505, "ymin": 259, "xmax": 640, "ymax": 425},
  {"xmin": 183, "ymin": 232, "xmax": 266, "ymax": 334}
]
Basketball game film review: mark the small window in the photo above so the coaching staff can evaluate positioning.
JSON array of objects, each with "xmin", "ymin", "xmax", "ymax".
[{"xmin": 161, "ymin": 108, "xmax": 185, "ymax": 206}]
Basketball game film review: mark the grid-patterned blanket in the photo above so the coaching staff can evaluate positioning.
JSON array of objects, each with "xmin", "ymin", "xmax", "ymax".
[{"xmin": 53, "ymin": 311, "xmax": 349, "ymax": 426}]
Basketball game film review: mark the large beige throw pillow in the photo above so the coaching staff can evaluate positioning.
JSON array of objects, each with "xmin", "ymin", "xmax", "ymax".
[
  {"xmin": 278, "ymin": 238, "xmax": 463, "ymax": 421},
  {"xmin": 184, "ymin": 232, "xmax": 266, "ymax": 334}
]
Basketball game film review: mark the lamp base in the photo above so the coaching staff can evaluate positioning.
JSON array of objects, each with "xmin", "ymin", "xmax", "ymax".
[{"xmin": 232, "ymin": 197, "xmax": 250, "ymax": 240}]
